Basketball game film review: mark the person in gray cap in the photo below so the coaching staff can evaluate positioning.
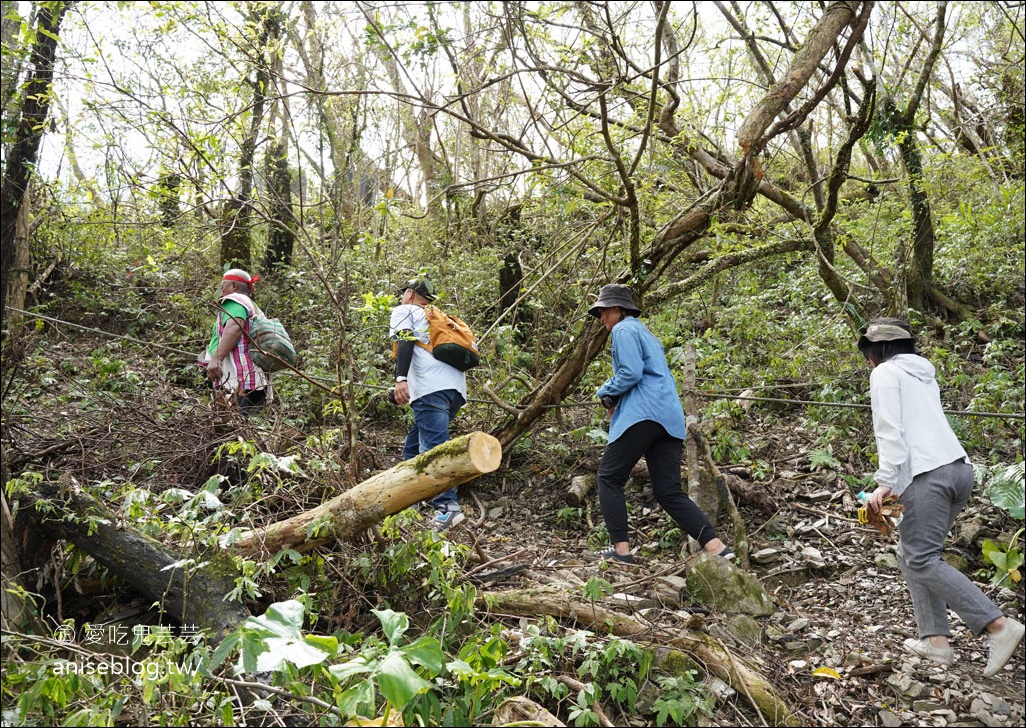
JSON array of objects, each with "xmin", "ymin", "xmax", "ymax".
[
  {"xmin": 586, "ymin": 284, "xmax": 733, "ymax": 564},
  {"xmin": 858, "ymin": 317, "xmax": 1023, "ymax": 676},
  {"xmin": 389, "ymin": 276, "xmax": 468, "ymax": 530}
]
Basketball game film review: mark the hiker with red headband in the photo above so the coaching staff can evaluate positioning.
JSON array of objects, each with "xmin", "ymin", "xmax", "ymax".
[{"xmin": 199, "ymin": 268, "xmax": 272, "ymax": 414}]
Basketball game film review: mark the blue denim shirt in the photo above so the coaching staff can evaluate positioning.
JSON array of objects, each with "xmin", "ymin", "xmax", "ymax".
[{"xmin": 597, "ymin": 316, "xmax": 687, "ymax": 444}]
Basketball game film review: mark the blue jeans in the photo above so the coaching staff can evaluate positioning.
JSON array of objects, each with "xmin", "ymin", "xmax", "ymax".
[{"xmin": 403, "ymin": 389, "xmax": 465, "ymax": 511}]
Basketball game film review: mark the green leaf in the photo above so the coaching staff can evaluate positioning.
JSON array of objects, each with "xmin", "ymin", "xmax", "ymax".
[
  {"xmin": 239, "ymin": 600, "xmax": 334, "ymax": 672},
  {"xmin": 986, "ymin": 463, "xmax": 1025, "ymax": 519},
  {"xmin": 245, "ymin": 600, "xmax": 306, "ymax": 639},
  {"xmin": 376, "ymin": 650, "xmax": 432, "ymax": 710},
  {"xmin": 401, "ymin": 635, "xmax": 445, "ymax": 675},
  {"xmin": 373, "ymin": 608, "xmax": 410, "ymax": 645}
]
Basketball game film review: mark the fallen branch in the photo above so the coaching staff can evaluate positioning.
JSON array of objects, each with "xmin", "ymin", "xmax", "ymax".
[
  {"xmin": 477, "ymin": 586, "xmax": 800, "ymax": 727},
  {"xmin": 566, "ymin": 474, "xmax": 595, "ymax": 506},
  {"xmin": 22, "ymin": 477, "xmax": 249, "ymax": 642},
  {"xmin": 556, "ymin": 675, "xmax": 615, "ymax": 727}
]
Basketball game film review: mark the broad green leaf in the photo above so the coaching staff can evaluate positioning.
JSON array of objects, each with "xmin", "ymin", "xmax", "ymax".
[
  {"xmin": 238, "ymin": 600, "xmax": 333, "ymax": 672},
  {"xmin": 401, "ymin": 635, "xmax": 444, "ymax": 675},
  {"xmin": 255, "ymin": 637, "xmax": 332, "ymax": 672},
  {"xmin": 373, "ymin": 608, "xmax": 410, "ymax": 645},
  {"xmin": 245, "ymin": 600, "xmax": 306, "ymax": 639},
  {"xmin": 986, "ymin": 464, "xmax": 1025, "ymax": 519},
  {"xmin": 329, "ymin": 655, "xmax": 374, "ymax": 680},
  {"xmin": 376, "ymin": 651, "xmax": 432, "ymax": 709}
]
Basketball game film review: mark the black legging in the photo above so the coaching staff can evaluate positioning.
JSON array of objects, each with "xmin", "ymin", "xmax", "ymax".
[{"xmin": 597, "ymin": 419, "xmax": 719, "ymax": 546}]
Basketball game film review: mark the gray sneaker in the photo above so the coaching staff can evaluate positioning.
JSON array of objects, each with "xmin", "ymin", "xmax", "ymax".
[{"xmin": 429, "ymin": 509, "xmax": 465, "ymax": 531}]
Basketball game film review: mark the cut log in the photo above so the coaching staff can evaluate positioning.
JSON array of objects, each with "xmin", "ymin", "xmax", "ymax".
[
  {"xmin": 477, "ymin": 586, "xmax": 799, "ymax": 727},
  {"xmin": 565, "ymin": 474, "xmax": 595, "ymax": 506},
  {"xmin": 225, "ymin": 431, "xmax": 502, "ymax": 557}
]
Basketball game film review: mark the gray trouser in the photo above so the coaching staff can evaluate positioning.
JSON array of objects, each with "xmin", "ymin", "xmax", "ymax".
[{"xmin": 896, "ymin": 460, "xmax": 1003, "ymax": 637}]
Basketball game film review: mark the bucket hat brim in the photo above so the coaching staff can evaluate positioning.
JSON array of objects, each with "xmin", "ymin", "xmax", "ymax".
[
  {"xmin": 857, "ymin": 319, "xmax": 914, "ymax": 351},
  {"xmin": 588, "ymin": 284, "xmax": 641, "ymax": 317}
]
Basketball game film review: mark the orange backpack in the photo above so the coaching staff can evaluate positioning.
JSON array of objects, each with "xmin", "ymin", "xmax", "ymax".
[{"xmin": 393, "ymin": 304, "xmax": 480, "ymax": 371}]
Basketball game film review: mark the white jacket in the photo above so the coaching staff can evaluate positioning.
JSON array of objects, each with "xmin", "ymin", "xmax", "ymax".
[{"xmin": 870, "ymin": 354, "xmax": 968, "ymax": 495}]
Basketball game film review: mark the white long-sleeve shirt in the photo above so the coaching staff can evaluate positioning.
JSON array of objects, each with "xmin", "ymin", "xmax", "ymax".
[{"xmin": 869, "ymin": 354, "xmax": 968, "ymax": 495}]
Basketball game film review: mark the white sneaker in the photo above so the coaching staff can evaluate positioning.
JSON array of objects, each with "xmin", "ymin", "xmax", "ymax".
[
  {"xmin": 983, "ymin": 618, "xmax": 1025, "ymax": 677},
  {"xmin": 902, "ymin": 638, "xmax": 954, "ymax": 666}
]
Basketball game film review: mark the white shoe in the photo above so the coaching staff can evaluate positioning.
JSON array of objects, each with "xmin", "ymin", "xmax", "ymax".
[
  {"xmin": 983, "ymin": 618, "xmax": 1025, "ymax": 678},
  {"xmin": 903, "ymin": 638, "xmax": 954, "ymax": 666}
]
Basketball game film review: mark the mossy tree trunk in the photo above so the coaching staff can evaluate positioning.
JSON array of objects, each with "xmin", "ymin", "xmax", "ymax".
[{"xmin": 20, "ymin": 480, "xmax": 249, "ymax": 642}]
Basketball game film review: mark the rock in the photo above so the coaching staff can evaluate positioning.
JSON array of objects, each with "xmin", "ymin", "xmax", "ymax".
[
  {"xmin": 683, "ymin": 553, "xmax": 776, "ymax": 616},
  {"xmin": 874, "ymin": 552, "xmax": 900, "ymax": 570},
  {"xmin": 879, "ymin": 710, "xmax": 903, "ymax": 728},
  {"xmin": 649, "ymin": 576, "xmax": 688, "ymax": 607},
  {"xmin": 785, "ymin": 617, "xmax": 809, "ymax": 632},
  {"xmin": 801, "ymin": 546, "xmax": 826, "ymax": 568},
  {"xmin": 752, "ymin": 547, "xmax": 784, "ymax": 564},
  {"xmin": 806, "ymin": 484, "xmax": 833, "ymax": 498},
  {"xmin": 721, "ymin": 615, "xmax": 762, "ymax": 646},
  {"xmin": 913, "ymin": 700, "xmax": 948, "ymax": 712},
  {"xmin": 609, "ymin": 592, "xmax": 658, "ymax": 610},
  {"xmin": 942, "ymin": 552, "xmax": 970, "ymax": 574},
  {"xmin": 762, "ymin": 512, "xmax": 790, "ymax": 536},
  {"xmin": 651, "ymin": 647, "xmax": 701, "ymax": 676},
  {"xmin": 954, "ymin": 518, "xmax": 984, "ymax": 547},
  {"xmin": 971, "ymin": 697, "xmax": 1008, "ymax": 728},
  {"xmin": 886, "ymin": 672, "xmax": 925, "ymax": 699},
  {"xmin": 704, "ymin": 677, "xmax": 735, "ymax": 700},
  {"xmin": 983, "ymin": 695, "xmax": 1010, "ymax": 716}
]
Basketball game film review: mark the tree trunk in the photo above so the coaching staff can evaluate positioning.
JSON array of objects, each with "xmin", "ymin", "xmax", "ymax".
[
  {"xmin": 897, "ymin": 126, "xmax": 936, "ymax": 313},
  {"xmin": 14, "ymin": 433, "xmax": 501, "ymax": 640},
  {"xmin": 263, "ymin": 136, "xmax": 296, "ymax": 272},
  {"xmin": 0, "ymin": 1, "xmax": 68, "ymax": 327},
  {"xmin": 226, "ymin": 431, "xmax": 502, "ymax": 557},
  {"xmin": 476, "ymin": 586, "xmax": 800, "ymax": 727},
  {"xmin": 1, "ymin": 492, "xmax": 44, "ymax": 634},
  {"xmin": 221, "ymin": 4, "xmax": 279, "ymax": 271},
  {"xmin": 4, "ymin": 179, "xmax": 31, "ymax": 335},
  {"xmin": 736, "ymin": 1, "xmax": 863, "ymax": 155},
  {"xmin": 684, "ymin": 343, "xmax": 719, "ymax": 522},
  {"xmin": 565, "ymin": 475, "xmax": 595, "ymax": 507},
  {"xmin": 22, "ymin": 479, "xmax": 249, "ymax": 642}
]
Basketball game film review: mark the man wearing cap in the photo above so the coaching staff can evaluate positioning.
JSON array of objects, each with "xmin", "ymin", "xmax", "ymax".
[
  {"xmin": 390, "ymin": 277, "xmax": 468, "ymax": 530},
  {"xmin": 200, "ymin": 268, "xmax": 271, "ymax": 414},
  {"xmin": 587, "ymin": 284, "xmax": 733, "ymax": 564},
  {"xmin": 858, "ymin": 317, "xmax": 1024, "ymax": 676}
]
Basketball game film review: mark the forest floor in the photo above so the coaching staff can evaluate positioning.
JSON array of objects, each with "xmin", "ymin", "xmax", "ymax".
[
  {"xmin": 356, "ymin": 405, "xmax": 1026, "ymax": 728},
  {"xmin": 4, "ymin": 335, "xmax": 1024, "ymax": 728}
]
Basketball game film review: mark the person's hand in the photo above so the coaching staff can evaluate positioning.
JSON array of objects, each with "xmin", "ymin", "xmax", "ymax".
[
  {"xmin": 205, "ymin": 361, "xmax": 223, "ymax": 385},
  {"xmin": 869, "ymin": 485, "xmax": 893, "ymax": 512},
  {"xmin": 393, "ymin": 380, "xmax": 410, "ymax": 406}
]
